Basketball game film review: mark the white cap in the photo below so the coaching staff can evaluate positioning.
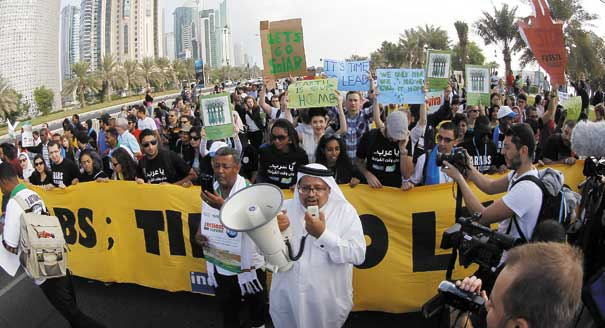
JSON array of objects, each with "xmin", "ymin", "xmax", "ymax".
[
  {"xmin": 497, "ymin": 106, "xmax": 518, "ymax": 119},
  {"xmin": 208, "ymin": 141, "xmax": 228, "ymax": 156}
]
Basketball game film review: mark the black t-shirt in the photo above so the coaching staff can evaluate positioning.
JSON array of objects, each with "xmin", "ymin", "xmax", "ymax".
[
  {"xmin": 51, "ymin": 158, "xmax": 80, "ymax": 186},
  {"xmin": 459, "ymin": 136, "xmax": 500, "ymax": 174},
  {"xmin": 258, "ymin": 145, "xmax": 308, "ymax": 189},
  {"xmin": 29, "ymin": 170, "xmax": 53, "ymax": 186},
  {"xmin": 136, "ymin": 149, "xmax": 191, "ymax": 184},
  {"xmin": 356, "ymin": 129, "xmax": 412, "ymax": 188},
  {"xmin": 240, "ymin": 145, "xmax": 258, "ymax": 181},
  {"xmin": 542, "ymin": 134, "xmax": 572, "ymax": 161},
  {"xmin": 176, "ymin": 140, "xmax": 195, "ymax": 166},
  {"xmin": 79, "ymin": 169, "xmax": 108, "ymax": 183}
]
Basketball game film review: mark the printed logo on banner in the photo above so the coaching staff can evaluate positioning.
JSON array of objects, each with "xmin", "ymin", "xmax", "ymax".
[
  {"xmin": 190, "ymin": 272, "xmax": 216, "ymax": 295},
  {"xmin": 226, "ymin": 229, "xmax": 238, "ymax": 238}
]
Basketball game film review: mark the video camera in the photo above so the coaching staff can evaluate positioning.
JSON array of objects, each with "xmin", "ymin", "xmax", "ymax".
[
  {"xmin": 441, "ymin": 214, "xmax": 522, "ymax": 272},
  {"xmin": 583, "ymin": 156, "xmax": 605, "ymax": 177},
  {"xmin": 422, "ymin": 280, "xmax": 486, "ymax": 319},
  {"xmin": 437, "ymin": 148, "xmax": 470, "ymax": 176}
]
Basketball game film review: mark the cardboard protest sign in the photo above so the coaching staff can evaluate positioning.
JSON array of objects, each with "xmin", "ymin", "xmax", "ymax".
[
  {"xmin": 200, "ymin": 92, "xmax": 234, "ymax": 140},
  {"xmin": 21, "ymin": 121, "xmax": 34, "ymax": 147},
  {"xmin": 260, "ymin": 18, "xmax": 307, "ymax": 79},
  {"xmin": 518, "ymin": 0, "xmax": 567, "ymax": 87},
  {"xmin": 465, "ymin": 65, "xmax": 491, "ymax": 106},
  {"xmin": 426, "ymin": 50, "xmax": 452, "ymax": 91},
  {"xmin": 426, "ymin": 91, "xmax": 445, "ymax": 114},
  {"xmin": 377, "ymin": 69, "xmax": 425, "ymax": 105},
  {"xmin": 323, "ymin": 59, "xmax": 371, "ymax": 91},
  {"xmin": 288, "ymin": 78, "xmax": 338, "ymax": 108}
]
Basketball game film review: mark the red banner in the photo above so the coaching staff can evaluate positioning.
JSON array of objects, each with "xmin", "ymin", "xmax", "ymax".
[{"xmin": 518, "ymin": 0, "xmax": 567, "ymax": 87}]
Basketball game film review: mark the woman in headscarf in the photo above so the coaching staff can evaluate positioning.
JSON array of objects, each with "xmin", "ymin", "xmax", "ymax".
[{"xmin": 18, "ymin": 153, "xmax": 34, "ymax": 181}]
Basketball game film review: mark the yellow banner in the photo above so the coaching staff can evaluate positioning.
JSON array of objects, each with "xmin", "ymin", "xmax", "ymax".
[{"xmin": 31, "ymin": 163, "xmax": 585, "ymax": 314}]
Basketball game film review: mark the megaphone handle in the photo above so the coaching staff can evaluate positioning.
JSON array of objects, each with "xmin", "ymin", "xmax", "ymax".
[{"xmin": 286, "ymin": 234, "xmax": 309, "ymax": 261}]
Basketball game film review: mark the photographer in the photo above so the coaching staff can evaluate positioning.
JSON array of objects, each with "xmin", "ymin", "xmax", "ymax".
[
  {"xmin": 442, "ymin": 123, "xmax": 542, "ymax": 245},
  {"xmin": 455, "ymin": 242, "xmax": 583, "ymax": 328},
  {"xmin": 409, "ymin": 121, "xmax": 458, "ymax": 187}
]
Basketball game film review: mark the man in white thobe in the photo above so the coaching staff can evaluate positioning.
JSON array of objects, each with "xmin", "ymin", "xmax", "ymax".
[{"xmin": 270, "ymin": 163, "xmax": 366, "ymax": 328}]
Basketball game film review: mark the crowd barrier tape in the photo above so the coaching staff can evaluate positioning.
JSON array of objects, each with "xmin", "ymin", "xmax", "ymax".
[{"xmin": 30, "ymin": 162, "xmax": 585, "ymax": 314}]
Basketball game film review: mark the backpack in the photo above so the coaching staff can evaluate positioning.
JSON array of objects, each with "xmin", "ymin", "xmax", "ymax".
[
  {"xmin": 14, "ymin": 196, "xmax": 67, "ymax": 279},
  {"xmin": 508, "ymin": 168, "xmax": 581, "ymax": 242}
]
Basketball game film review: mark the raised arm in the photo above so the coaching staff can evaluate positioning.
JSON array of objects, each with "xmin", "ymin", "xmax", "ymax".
[
  {"xmin": 281, "ymin": 91, "xmax": 294, "ymax": 124},
  {"xmin": 258, "ymin": 88, "xmax": 273, "ymax": 116},
  {"xmin": 368, "ymin": 73, "xmax": 383, "ymax": 128},
  {"xmin": 334, "ymin": 91, "xmax": 347, "ymax": 135}
]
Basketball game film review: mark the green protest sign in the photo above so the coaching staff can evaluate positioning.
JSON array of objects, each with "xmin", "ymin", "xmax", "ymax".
[
  {"xmin": 260, "ymin": 18, "xmax": 307, "ymax": 78},
  {"xmin": 425, "ymin": 49, "xmax": 452, "ymax": 91},
  {"xmin": 465, "ymin": 65, "xmax": 491, "ymax": 106},
  {"xmin": 288, "ymin": 78, "xmax": 339, "ymax": 108},
  {"xmin": 199, "ymin": 92, "xmax": 234, "ymax": 140}
]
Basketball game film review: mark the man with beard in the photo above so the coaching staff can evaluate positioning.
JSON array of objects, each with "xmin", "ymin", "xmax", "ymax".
[
  {"xmin": 542, "ymin": 120, "xmax": 576, "ymax": 166},
  {"xmin": 409, "ymin": 121, "xmax": 458, "ymax": 187},
  {"xmin": 443, "ymin": 123, "xmax": 542, "ymax": 243}
]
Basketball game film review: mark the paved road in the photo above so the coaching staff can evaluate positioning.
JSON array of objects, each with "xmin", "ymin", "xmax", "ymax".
[{"xmin": 0, "ymin": 268, "xmax": 431, "ymax": 328}]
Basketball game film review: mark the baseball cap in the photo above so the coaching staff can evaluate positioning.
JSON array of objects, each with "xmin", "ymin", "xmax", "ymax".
[
  {"xmin": 497, "ymin": 106, "xmax": 518, "ymax": 119},
  {"xmin": 385, "ymin": 111, "xmax": 409, "ymax": 141},
  {"xmin": 208, "ymin": 141, "xmax": 228, "ymax": 156}
]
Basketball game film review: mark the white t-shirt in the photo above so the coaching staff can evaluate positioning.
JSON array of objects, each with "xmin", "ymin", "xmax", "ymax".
[
  {"xmin": 138, "ymin": 117, "xmax": 157, "ymax": 131},
  {"xmin": 270, "ymin": 106, "xmax": 286, "ymax": 120},
  {"xmin": 3, "ymin": 187, "xmax": 48, "ymax": 284},
  {"xmin": 499, "ymin": 169, "xmax": 542, "ymax": 240},
  {"xmin": 244, "ymin": 113, "xmax": 260, "ymax": 132}
]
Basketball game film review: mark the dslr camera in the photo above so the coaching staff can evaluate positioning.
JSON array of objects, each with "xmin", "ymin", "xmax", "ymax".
[
  {"xmin": 422, "ymin": 280, "xmax": 486, "ymax": 318},
  {"xmin": 441, "ymin": 214, "xmax": 522, "ymax": 272},
  {"xmin": 436, "ymin": 148, "xmax": 470, "ymax": 176}
]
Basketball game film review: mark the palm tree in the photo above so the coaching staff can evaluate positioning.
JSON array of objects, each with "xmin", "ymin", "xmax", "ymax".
[
  {"xmin": 62, "ymin": 62, "xmax": 100, "ymax": 107},
  {"xmin": 474, "ymin": 4, "xmax": 521, "ymax": 77},
  {"xmin": 182, "ymin": 58, "xmax": 196, "ymax": 85},
  {"xmin": 154, "ymin": 57, "xmax": 173, "ymax": 91},
  {"xmin": 140, "ymin": 57, "xmax": 161, "ymax": 89},
  {"xmin": 0, "ymin": 75, "xmax": 18, "ymax": 120},
  {"xmin": 122, "ymin": 60, "xmax": 142, "ymax": 96},
  {"xmin": 97, "ymin": 55, "xmax": 124, "ymax": 102},
  {"xmin": 173, "ymin": 59, "xmax": 186, "ymax": 88},
  {"xmin": 454, "ymin": 21, "xmax": 469, "ymax": 68}
]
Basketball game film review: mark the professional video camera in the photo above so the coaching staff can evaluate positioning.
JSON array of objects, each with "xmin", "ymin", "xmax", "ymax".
[
  {"xmin": 422, "ymin": 280, "xmax": 486, "ymax": 319},
  {"xmin": 437, "ymin": 148, "xmax": 470, "ymax": 176},
  {"xmin": 441, "ymin": 214, "xmax": 523, "ymax": 272},
  {"xmin": 583, "ymin": 156, "xmax": 605, "ymax": 177}
]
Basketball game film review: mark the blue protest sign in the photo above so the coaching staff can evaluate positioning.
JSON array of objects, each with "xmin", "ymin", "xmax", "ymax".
[
  {"xmin": 377, "ymin": 69, "xmax": 425, "ymax": 104},
  {"xmin": 323, "ymin": 59, "xmax": 371, "ymax": 91}
]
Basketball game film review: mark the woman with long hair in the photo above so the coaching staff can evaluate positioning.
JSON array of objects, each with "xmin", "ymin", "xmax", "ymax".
[
  {"xmin": 315, "ymin": 134, "xmax": 362, "ymax": 187},
  {"xmin": 84, "ymin": 119, "xmax": 97, "ymax": 147},
  {"xmin": 111, "ymin": 147, "xmax": 138, "ymax": 181},
  {"xmin": 257, "ymin": 119, "xmax": 308, "ymax": 189},
  {"xmin": 78, "ymin": 150, "xmax": 108, "ymax": 182},
  {"xmin": 28, "ymin": 154, "xmax": 53, "ymax": 188},
  {"xmin": 61, "ymin": 135, "xmax": 77, "ymax": 164}
]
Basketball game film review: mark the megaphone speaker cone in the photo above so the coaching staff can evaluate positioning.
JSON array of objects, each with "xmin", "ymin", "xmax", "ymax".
[{"xmin": 219, "ymin": 183, "xmax": 284, "ymax": 232}]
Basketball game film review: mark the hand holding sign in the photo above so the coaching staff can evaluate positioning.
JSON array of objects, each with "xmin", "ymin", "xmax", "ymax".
[{"xmin": 518, "ymin": 0, "xmax": 567, "ymax": 87}]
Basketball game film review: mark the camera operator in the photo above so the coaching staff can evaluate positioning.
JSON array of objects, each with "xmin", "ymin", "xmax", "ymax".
[
  {"xmin": 442, "ymin": 123, "xmax": 541, "ymax": 245},
  {"xmin": 455, "ymin": 242, "xmax": 583, "ymax": 328},
  {"xmin": 409, "ymin": 121, "xmax": 458, "ymax": 187}
]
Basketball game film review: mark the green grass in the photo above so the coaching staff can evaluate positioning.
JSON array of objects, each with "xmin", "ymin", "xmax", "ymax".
[
  {"xmin": 1, "ymin": 89, "xmax": 180, "ymax": 136},
  {"xmin": 564, "ymin": 96, "xmax": 596, "ymax": 121}
]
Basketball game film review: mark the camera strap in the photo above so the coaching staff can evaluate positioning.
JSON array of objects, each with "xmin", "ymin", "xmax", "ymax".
[{"xmin": 446, "ymin": 184, "xmax": 464, "ymax": 281}]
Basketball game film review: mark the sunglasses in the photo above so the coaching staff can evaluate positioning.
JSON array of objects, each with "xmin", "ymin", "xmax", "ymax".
[
  {"xmin": 190, "ymin": 135, "xmax": 200, "ymax": 140},
  {"xmin": 34, "ymin": 162, "xmax": 44, "ymax": 166},
  {"xmin": 141, "ymin": 140, "xmax": 158, "ymax": 148},
  {"xmin": 128, "ymin": 121, "xmax": 135, "ymax": 125},
  {"xmin": 271, "ymin": 134, "xmax": 288, "ymax": 141},
  {"xmin": 468, "ymin": 109, "xmax": 479, "ymax": 113}
]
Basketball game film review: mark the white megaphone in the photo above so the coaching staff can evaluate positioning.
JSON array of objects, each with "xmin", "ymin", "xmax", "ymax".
[{"xmin": 220, "ymin": 183, "xmax": 294, "ymax": 272}]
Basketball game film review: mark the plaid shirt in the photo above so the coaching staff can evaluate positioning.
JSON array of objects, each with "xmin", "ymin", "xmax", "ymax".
[{"xmin": 328, "ymin": 104, "xmax": 375, "ymax": 161}]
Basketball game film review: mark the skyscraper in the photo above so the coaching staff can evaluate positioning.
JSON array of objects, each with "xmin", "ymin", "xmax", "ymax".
[
  {"xmin": 164, "ymin": 32, "xmax": 175, "ymax": 60},
  {"xmin": 80, "ymin": 0, "xmax": 104, "ymax": 70},
  {"xmin": 108, "ymin": 0, "xmax": 163, "ymax": 63},
  {"xmin": 0, "ymin": 0, "xmax": 62, "ymax": 111},
  {"xmin": 61, "ymin": 5, "xmax": 81, "ymax": 81},
  {"xmin": 174, "ymin": 5, "xmax": 199, "ymax": 60},
  {"xmin": 201, "ymin": 9, "xmax": 217, "ymax": 68}
]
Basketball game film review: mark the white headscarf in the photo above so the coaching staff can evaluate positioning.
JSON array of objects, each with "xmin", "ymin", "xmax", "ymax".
[
  {"xmin": 294, "ymin": 163, "xmax": 346, "ymax": 205},
  {"xmin": 18, "ymin": 153, "xmax": 34, "ymax": 180}
]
